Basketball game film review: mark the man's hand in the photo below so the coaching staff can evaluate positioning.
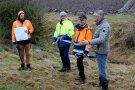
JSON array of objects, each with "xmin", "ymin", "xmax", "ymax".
[
  {"xmin": 24, "ymin": 30, "xmax": 30, "ymax": 34},
  {"xmin": 81, "ymin": 40, "xmax": 89, "ymax": 45},
  {"xmin": 52, "ymin": 37, "xmax": 60, "ymax": 45}
]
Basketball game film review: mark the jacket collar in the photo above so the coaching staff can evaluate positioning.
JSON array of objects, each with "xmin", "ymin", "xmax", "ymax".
[{"xmin": 96, "ymin": 18, "xmax": 105, "ymax": 26}]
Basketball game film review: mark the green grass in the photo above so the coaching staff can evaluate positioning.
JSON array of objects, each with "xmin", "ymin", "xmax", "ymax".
[{"xmin": 0, "ymin": 84, "xmax": 28, "ymax": 90}]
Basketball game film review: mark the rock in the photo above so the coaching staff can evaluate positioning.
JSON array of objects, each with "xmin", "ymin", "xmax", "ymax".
[{"xmin": 128, "ymin": 6, "xmax": 135, "ymax": 13}]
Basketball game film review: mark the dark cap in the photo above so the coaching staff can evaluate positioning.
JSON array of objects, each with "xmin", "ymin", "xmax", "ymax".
[{"xmin": 78, "ymin": 14, "xmax": 87, "ymax": 19}]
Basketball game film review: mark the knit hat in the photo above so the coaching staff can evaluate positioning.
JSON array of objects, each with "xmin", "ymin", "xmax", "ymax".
[
  {"xmin": 60, "ymin": 11, "xmax": 67, "ymax": 17},
  {"xmin": 18, "ymin": 11, "xmax": 24, "ymax": 16}
]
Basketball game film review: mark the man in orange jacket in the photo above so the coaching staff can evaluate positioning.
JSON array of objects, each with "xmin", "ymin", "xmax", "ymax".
[
  {"xmin": 12, "ymin": 11, "xmax": 34, "ymax": 71},
  {"xmin": 73, "ymin": 15, "xmax": 93, "ymax": 85}
]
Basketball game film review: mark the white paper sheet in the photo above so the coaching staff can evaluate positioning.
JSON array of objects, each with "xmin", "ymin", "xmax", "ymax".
[{"xmin": 14, "ymin": 27, "xmax": 28, "ymax": 41}]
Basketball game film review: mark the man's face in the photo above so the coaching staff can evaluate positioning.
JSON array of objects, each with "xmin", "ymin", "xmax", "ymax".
[
  {"xmin": 20, "ymin": 13, "xmax": 25, "ymax": 20},
  {"xmin": 93, "ymin": 15, "xmax": 101, "ymax": 23},
  {"xmin": 60, "ymin": 15, "xmax": 67, "ymax": 20},
  {"xmin": 79, "ymin": 18, "xmax": 86, "ymax": 26}
]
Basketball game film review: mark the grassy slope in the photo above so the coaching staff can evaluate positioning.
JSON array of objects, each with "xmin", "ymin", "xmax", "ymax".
[
  {"xmin": 0, "ymin": 14, "xmax": 135, "ymax": 90},
  {"xmin": 0, "ymin": 51, "xmax": 135, "ymax": 90}
]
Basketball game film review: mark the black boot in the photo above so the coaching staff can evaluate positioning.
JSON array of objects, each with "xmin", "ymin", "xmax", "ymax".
[
  {"xmin": 79, "ymin": 71, "xmax": 86, "ymax": 80},
  {"xmin": 26, "ymin": 64, "xmax": 32, "ymax": 71},
  {"xmin": 59, "ymin": 68, "xmax": 67, "ymax": 72},
  {"xmin": 74, "ymin": 72, "xmax": 86, "ymax": 85},
  {"xmin": 66, "ymin": 68, "xmax": 71, "ymax": 72},
  {"xmin": 75, "ymin": 76, "xmax": 81, "ymax": 80},
  {"xmin": 102, "ymin": 82, "xmax": 109, "ymax": 90},
  {"xmin": 74, "ymin": 78, "xmax": 85, "ymax": 85},
  {"xmin": 18, "ymin": 63, "xmax": 25, "ymax": 71}
]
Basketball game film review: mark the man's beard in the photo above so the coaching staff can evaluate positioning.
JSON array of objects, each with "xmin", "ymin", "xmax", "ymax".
[
  {"xmin": 18, "ymin": 16, "xmax": 26, "ymax": 23},
  {"xmin": 19, "ymin": 18, "xmax": 26, "ymax": 23}
]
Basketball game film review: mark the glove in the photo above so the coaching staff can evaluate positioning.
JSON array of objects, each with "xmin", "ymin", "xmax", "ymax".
[
  {"xmin": 84, "ymin": 50, "xmax": 89, "ymax": 56},
  {"xmin": 52, "ymin": 37, "xmax": 58, "ymax": 45},
  {"xmin": 52, "ymin": 37, "xmax": 57, "ymax": 43}
]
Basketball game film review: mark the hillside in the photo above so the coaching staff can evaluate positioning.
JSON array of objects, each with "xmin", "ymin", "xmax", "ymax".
[{"xmin": 29, "ymin": 0, "xmax": 127, "ymax": 13}]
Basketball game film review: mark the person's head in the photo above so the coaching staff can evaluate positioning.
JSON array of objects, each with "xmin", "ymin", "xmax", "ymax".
[
  {"xmin": 60, "ymin": 11, "xmax": 67, "ymax": 20},
  {"xmin": 93, "ymin": 10, "xmax": 104, "ymax": 24},
  {"xmin": 17, "ymin": 10, "xmax": 26, "ymax": 22},
  {"xmin": 78, "ymin": 14, "xmax": 87, "ymax": 26}
]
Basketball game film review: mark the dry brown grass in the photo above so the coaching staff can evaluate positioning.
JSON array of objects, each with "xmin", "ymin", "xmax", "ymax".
[
  {"xmin": 108, "ymin": 16, "xmax": 135, "ymax": 65},
  {"xmin": 0, "ymin": 49, "xmax": 135, "ymax": 90}
]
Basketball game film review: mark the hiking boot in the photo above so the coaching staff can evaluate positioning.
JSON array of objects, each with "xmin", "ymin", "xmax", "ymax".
[
  {"xmin": 74, "ymin": 78, "xmax": 85, "ymax": 85},
  {"xmin": 25, "ymin": 64, "xmax": 32, "ymax": 71},
  {"xmin": 92, "ymin": 83, "xmax": 101, "ymax": 87},
  {"xmin": 102, "ymin": 82, "xmax": 109, "ymax": 90},
  {"xmin": 18, "ymin": 63, "xmax": 25, "ymax": 71},
  {"xmin": 66, "ymin": 68, "xmax": 71, "ymax": 72},
  {"xmin": 93, "ymin": 78, "xmax": 102, "ymax": 87},
  {"xmin": 59, "ymin": 68, "xmax": 67, "ymax": 72},
  {"xmin": 75, "ymin": 77, "xmax": 81, "ymax": 80}
]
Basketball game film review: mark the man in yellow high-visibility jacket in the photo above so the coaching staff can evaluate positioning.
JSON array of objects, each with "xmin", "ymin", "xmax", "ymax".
[{"xmin": 52, "ymin": 11, "xmax": 74, "ymax": 72}]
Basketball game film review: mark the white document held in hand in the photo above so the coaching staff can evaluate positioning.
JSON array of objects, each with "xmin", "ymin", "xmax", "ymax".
[{"xmin": 14, "ymin": 27, "xmax": 28, "ymax": 41}]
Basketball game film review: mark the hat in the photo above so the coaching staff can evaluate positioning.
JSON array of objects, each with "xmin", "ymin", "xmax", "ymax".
[
  {"xmin": 78, "ymin": 14, "xmax": 87, "ymax": 19},
  {"xmin": 60, "ymin": 11, "xmax": 67, "ymax": 17},
  {"xmin": 18, "ymin": 11, "xmax": 24, "ymax": 16},
  {"xmin": 93, "ymin": 10, "xmax": 104, "ymax": 17}
]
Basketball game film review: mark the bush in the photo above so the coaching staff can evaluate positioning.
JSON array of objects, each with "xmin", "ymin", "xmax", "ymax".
[{"xmin": 0, "ymin": 0, "xmax": 43, "ymax": 45}]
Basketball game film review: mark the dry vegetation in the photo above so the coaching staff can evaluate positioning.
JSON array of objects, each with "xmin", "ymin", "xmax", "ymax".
[
  {"xmin": 107, "ymin": 15, "xmax": 135, "ymax": 65},
  {"xmin": 0, "ymin": 14, "xmax": 135, "ymax": 90},
  {"xmin": 0, "ymin": 46, "xmax": 135, "ymax": 90}
]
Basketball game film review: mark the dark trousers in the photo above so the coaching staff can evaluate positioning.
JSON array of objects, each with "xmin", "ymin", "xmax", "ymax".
[
  {"xmin": 77, "ymin": 55, "xmax": 85, "ymax": 80},
  {"xmin": 59, "ymin": 47, "xmax": 71, "ymax": 69}
]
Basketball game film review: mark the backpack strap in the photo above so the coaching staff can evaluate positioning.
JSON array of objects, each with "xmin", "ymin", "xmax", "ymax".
[
  {"xmin": 26, "ymin": 20, "xmax": 28, "ymax": 28},
  {"xmin": 16, "ymin": 21, "xmax": 18, "ymax": 28},
  {"xmin": 16, "ymin": 20, "xmax": 28, "ymax": 28}
]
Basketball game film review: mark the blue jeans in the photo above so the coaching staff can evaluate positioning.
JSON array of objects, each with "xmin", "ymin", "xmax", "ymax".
[
  {"xmin": 59, "ymin": 47, "xmax": 71, "ymax": 69},
  {"xmin": 96, "ymin": 53, "xmax": 108, "ymax": 83}
]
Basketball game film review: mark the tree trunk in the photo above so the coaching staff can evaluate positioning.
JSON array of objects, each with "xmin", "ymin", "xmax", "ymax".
[{"xmin": 118, "ymin": 0, "xmax": 135, "ymax": 13}]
